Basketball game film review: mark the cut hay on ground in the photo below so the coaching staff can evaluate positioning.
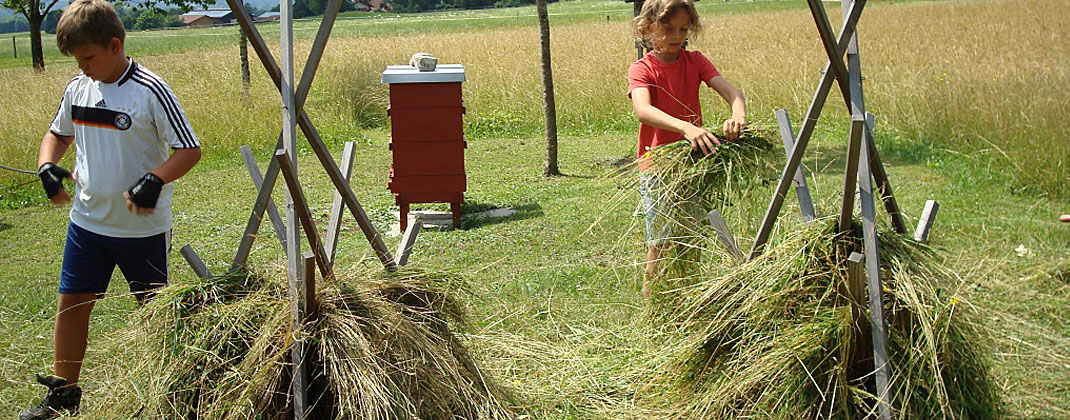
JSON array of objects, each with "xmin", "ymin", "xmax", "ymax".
[
  {"xmin": 89, "ymin": 268, "xmax": 514, "ymax": 420},
  {"xmin": 639, "ymin": 220, "xmax": 999, "ymax": 419}
]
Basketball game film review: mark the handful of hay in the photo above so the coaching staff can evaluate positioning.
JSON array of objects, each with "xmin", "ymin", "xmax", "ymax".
[
  {"xmin": 639, "ymin": 128, "xmax": 777, "ymax": 215},
  {"xmin": 91, "ymin": 268, "xmax": 514, "ymax": 419},
  {"xmin": 641, "ymin": 221, "xmax": 999, "ymax": 419}
]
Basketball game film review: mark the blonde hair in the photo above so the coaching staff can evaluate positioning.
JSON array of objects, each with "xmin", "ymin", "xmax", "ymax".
[
  {"xmin": 633, "ymin": 0, "xmax": 702, "ymax": 51},
  {"xmin": 56, "ymin": 0, "xmax": 125, "ymax": 55}
]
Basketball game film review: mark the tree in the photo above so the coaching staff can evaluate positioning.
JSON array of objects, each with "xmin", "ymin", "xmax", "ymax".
[
  {"xmin": 536, "ymin": 0, "xmax": 559, "ymax": 176},
  {"xmin": 0, "ymin": 0, "xmax": 211, "ymax": 72}
]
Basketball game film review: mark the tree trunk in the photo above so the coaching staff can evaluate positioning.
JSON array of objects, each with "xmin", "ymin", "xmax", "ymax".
[
  {"xmin": 239, "ymin": 28, "xmax": 250, "ymax": 86},
  {"xmin": 537, "ymin": 0, "xmax": 560, "ymax": 177},
  {"xmin": 29, "ymin": 12, "xmax": 44, "ymax": 72}
]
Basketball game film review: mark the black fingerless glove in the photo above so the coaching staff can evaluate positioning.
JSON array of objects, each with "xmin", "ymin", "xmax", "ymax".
[
  {"xmin": 127, "ymin": 172, "xmax": 164, "ymax": 208},
  {"xmin": 37, "ymin": 162, "xmax": 71, "ymax": 199}
]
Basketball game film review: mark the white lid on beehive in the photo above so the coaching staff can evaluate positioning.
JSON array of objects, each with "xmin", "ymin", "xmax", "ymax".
[{"xmin": 381, "ymin": 64, "xmax": 465, "ymax": 84}]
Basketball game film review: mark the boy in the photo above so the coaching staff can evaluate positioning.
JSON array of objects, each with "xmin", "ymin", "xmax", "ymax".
[{"xmin": 19, "ymin": 1, "xmax": 201, "ymax": 418}]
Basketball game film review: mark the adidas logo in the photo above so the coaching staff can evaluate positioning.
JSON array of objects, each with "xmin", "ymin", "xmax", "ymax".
[{"xmin": 95, "ymin": 99, "xmax": 107, "ymax": 108}]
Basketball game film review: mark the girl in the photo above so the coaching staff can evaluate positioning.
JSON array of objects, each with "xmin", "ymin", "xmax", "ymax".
[{"xmin": 628, "ymin": 0, "xmax": 746, "ymax": 299}]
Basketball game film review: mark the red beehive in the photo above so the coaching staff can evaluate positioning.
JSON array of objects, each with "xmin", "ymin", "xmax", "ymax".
[{"xmin": 381, "ymin": 64, "xmax": 467, "ymax": 231}]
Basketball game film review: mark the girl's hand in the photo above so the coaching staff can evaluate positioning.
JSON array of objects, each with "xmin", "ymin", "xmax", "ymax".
[
  {"xmin": 723, "ymin": 116, "xmax": 746, "ymax": 141},
  {"xmin": 683, "ymin": 124, "xmax": 721, "ymax": 156}
]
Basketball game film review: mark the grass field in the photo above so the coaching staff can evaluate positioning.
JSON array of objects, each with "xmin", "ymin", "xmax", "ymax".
[{"xmin": 0, "ymin": 0, "xmax": 1067, "ymax": 418}]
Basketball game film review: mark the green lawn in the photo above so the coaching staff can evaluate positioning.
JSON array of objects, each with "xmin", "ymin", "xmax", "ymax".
[
  {"xmin": 0, "ymin": 0, "xmax": 1066, "ymax": 417},
  {"xmin": 1, "ymin": 123, "xmax": 1066, "ymax": 417}
]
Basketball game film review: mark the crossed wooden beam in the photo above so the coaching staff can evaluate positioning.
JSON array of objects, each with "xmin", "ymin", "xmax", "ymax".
[{"xmin": 219, "ymin": 0, "xmax": 398, "ymax": 274}]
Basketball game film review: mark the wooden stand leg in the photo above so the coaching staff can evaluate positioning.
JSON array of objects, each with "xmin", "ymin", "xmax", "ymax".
[
  {"xmin": 399, "ymin": 200, "xmax": 409, "ymax": 233},
  {"xmin": 451, "ymin": 201, "xmax": 461, "ymax": 229}
]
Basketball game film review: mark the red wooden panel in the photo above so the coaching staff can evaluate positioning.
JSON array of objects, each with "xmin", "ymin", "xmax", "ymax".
[
  {"xmin": 388, "ymin": 82, "xmax": 463, "ymax": 108},
  {"xmin": 388, "ymin": 174, "xmax": 466, "ymax": 194},
  {"xmin": 394, "ymin": 191, "xmax": 463, "ymax": 206},
  {"xmin": 389, "ymin": 106, "xmax": 465, "ymax": 142},
  {"xmin": 390, "ymin": 140, "xmax": 466, "ymax": 176}
]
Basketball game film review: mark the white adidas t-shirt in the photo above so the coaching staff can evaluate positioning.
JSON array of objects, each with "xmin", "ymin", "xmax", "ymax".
[{"xmin": 50, "ymin": 60, "xmax": 199, "ymax": 238}]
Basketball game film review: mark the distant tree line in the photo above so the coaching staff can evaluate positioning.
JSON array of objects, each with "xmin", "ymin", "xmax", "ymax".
[
  {"xmin": 392, "ymin": 0, "xmax": 553, "ymax": 13},
  {"xmin": 0, "ymin": 5, "xmax": 204, "ymax": 35}
]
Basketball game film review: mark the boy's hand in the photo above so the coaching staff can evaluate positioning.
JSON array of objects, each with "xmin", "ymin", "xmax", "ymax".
[
  {"xmin": 723, "ymin": 116, "xmax": 746, "ymax": 141},
  {"xmin": 125, "ymin": 172, "xmax": 163, "ymax": 216},
  {"xmin": 683, "ymin": 124, "xmax": 721, "ymax": 156},
  {"xmin": 37, "ymin": 162, "xmax": 72, "ymax": 204}
]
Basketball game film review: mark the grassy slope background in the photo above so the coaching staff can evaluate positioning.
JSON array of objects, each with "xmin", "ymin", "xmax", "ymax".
[{"xmin": 0, "ymin": 0, "xmax": 1066, "ymax": 418}]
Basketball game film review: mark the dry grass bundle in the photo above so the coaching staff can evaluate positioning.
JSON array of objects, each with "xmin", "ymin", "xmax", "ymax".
[
  {"xmin": 88, "ymin": 268, "xmax": 514, "ymax": 420},
  {"xmin": 639, "ymin": 221, "xmax": 999, "ymax": 419}
]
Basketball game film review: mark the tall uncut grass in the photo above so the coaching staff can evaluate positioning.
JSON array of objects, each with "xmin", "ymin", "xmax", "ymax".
[{"xmin": 1, "ymin": 0, "xmax": 1064, "ymax": 199}]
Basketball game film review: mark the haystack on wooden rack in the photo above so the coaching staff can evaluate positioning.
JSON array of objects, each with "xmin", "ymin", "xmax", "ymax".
[
  {"xmin": 176, "ymin": 0, "xmax": 424, "ymax": 416},
  {"xmin": 702, "ymin": 1, "xmax": 941, "ymax": 419}
]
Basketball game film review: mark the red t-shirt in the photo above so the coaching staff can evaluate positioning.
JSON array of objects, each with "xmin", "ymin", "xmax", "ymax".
[{"xmin": 627, "ymin": 50, "xmax": 720, "ymax": 159}]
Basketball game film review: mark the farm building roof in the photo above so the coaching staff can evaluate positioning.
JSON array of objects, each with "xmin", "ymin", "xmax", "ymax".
[{"xmin": 180, "ymin": 9, "xmax": 234, "ymax": 19}]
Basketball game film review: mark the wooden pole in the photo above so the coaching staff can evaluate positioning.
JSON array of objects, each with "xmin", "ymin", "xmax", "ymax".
[
  {"xmin": 775, "ymin": 109, "xmax": 816, "ymax": 222},
  {"xmin": 858, "ymin": 113, "xmax": 894, "ymax": 420},
  {"xmin": 11, "ymin": 36, "xmax": 15, "ymax": 59},
  {"xmin": 240, "ymin": 144, "xmax": 288, "ymax": 249},
  {"xmin": 325, "ymin": 141, "xmax": 357, "ymax": 264},
  {"xmin": 232, "ymin": 157, "xmax": 282, "ymax": 272},
  {"xmin": 222, "ymin": 0, "xmax": 396, "ymax": 269},
  {"xmin": 864, "ymin": 113, "xmax": 908, "ymax": 234},
  {"xmin": 748, "ymin": 0, "xmax": 867, "ymax": 259},
  {"xmin": 913, "ymin": 200, "xmax": 939, "ymax": 243},
  {"xmin": 180, "ymin": 245, "xmax": 212, "ymax": 279},
  {"xmin": 394, "ymin": 220, "xmax": 423, "ymax": 266},
  {"xmin": 278, "ymin": 0, "xmax": 309, "ymax": 415},
  {"xmin": 276, "ymin": 150, "xmax": 335, "ymax": 280},
  {"xmin": 838, "ymin": 117, "xmax": 865, "ymax": 232},
  {"xmin": 302, "ymin": 251, "xmax": 318, "ymax": 321}
]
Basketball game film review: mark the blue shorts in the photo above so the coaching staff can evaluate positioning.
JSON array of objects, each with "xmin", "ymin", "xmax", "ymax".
[
  {"xmin": 640, "ymin": 173, "xmax": 705, "ymax": 248},
  {"xmin": 60, "ymin": 222, "xmax": 170, "ymax": 299}
]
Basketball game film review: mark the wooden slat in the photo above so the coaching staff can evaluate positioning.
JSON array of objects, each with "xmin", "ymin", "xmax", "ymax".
[
  {"xmin": 858, "ymin": 112, "xmax": 894, "ymax": 420},
  {"xmin": 865, "ymin": 113, "xmax": 908, "ymax": 234},
  {"xmin": 775, "ymin": 109, "xmax": 816, "ymax": 222},
  {"xmin": 297, "ymin": 111, "xmax": 396, "ymax": 269},
  {"xmin": 395, "ymin": 220, "xmax": 423, "ymax": 267},
  {"xmin": 278, "ymin": 0, "xmax": 308, "ymax": 416},
  {"xmin": 276, "ymin": 151, "xmax": 335, "ymax": 281},
  {"xmin": 240, "ymin": 145, "xmax": 287, "ymax": 249},
  {"xmin": 748, "ymin": 0, "xmax": 868, "ymax": 259},
  {"xmin": 846, "ymin": 252, "xmax": 867, "ymax": 335},
  {"xmin": 231, "ymin": 157, "xmax": 282, "ymax": 272},
  {"xmin": 913, "ymin": 200, "xmax": 940, "ymax": 243},
  {"xmin": 179, "ymin": 244, "xmax": 212, "ymax": 279},
  {"xmin": 838, "ymin": 117, "xmax": 866, "ymax": 233},
  {"xmin": 325, "ymin": 141, "xmax": 356, "ymax": 264},
  {"xmin": 294, "ymin": 0, "xmax": 343, "ymax": 112},
  {"xmin": 302, "ymin": 251, "xmax": 318, "ymax": 321},
  {"xmin": 706, "ymin": 209, "xmax": 744, "ymax": 261}
]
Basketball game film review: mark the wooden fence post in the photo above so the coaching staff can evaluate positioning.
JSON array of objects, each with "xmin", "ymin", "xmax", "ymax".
[{"xmin": 12, "ymin": 36, "xmax": 16, "ymax": 59}]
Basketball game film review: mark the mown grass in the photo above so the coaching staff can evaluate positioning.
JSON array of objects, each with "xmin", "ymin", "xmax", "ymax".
[{"xmin": 0, "ymin": 0, "xmax": 1066, "ymax": 418}]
